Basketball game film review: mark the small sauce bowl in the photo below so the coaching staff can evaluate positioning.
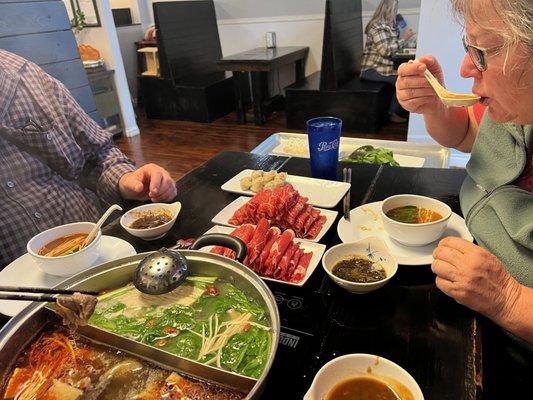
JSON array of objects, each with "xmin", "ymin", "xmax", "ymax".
[
  {"xmin": 120, "ymin": 201, "xmax": 181, "ymax": 240},
  {"xmin": 322, "ymin": 237, "xmax": 397, "ymax": 294}
]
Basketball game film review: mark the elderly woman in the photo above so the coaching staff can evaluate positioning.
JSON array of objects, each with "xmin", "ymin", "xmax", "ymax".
[{"xmin": 396, "ymin": 0, "xmax": 532, "ymax": 346}]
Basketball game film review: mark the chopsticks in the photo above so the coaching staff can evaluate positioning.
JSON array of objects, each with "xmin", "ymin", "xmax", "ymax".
[
  {"xmin": 342, "ymin": 167, "xmax": 352, "ymax": 221},
  {"xmin": 0, "ymin": 286, "xmax": 98, "ymax": 302},
  {"xmin": 0, "ymin": 293, "xmax": 59, "ymax": 302}
]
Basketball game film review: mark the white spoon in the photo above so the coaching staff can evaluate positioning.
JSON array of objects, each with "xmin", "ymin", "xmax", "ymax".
[
  {"xmin": 81, "ymin": 204, "xmax": 123, "ymax": 249},
  {"xmin": 410, "ymin": 60, "xmax": 480, "ymax": 107}
]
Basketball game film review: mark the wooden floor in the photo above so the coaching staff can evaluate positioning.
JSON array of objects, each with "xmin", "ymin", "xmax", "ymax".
[{"xmin": 114, "ymin": 110, "xmax": 408, "ymax": 180}]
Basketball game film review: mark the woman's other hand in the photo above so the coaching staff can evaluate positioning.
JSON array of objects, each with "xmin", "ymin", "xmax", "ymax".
[
  {"xmin": 396, "ymin": 55, "xmax": 445, "ymax": 114},
  {"xmin": 401, "ymin": 28, "xmax": 416, "ymax": 41},
  {"xmin": 431, "ymin": 237, "xmax": 522, "ymax": 323},
  {"xmin": 119, "ymin": 163, "xmax": 177, "ymax": 202}
]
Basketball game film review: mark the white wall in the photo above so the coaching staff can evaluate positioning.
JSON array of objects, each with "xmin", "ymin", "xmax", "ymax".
[
  {"xmin": 116, "ymin": 24, "xmax": 143, "ymax": 99},
  {"xmin": 143, "ymin": 0, "xmax": 420, "ymax": 79},
  {"xmin": 70, "ymin": 0, "xmax": 140, "ymax": 137},
  {"xmin": 407, "ymin": 0, "xmax": 471, "ymax": 167},
  {"xmin": 145, "ymin": 0, "xmax": 420, "ymax": 21}
]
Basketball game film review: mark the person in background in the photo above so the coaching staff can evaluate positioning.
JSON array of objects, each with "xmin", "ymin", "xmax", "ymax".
[
  {"xmin": 397, "ymin": 0, "xmax": 532, "ymax": 394},
  {"xmin": 360, "ymin": 0, "xmax": 416, "ymax": 123},
  {"xmin": 0, "ymin": 49, "xmax": 177, "ymax": 268}
]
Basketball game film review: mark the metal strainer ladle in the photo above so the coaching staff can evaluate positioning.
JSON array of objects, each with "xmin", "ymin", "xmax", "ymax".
[{"xmin": 133, "ymin": 248, "xmax": 189, "ymax": 295}]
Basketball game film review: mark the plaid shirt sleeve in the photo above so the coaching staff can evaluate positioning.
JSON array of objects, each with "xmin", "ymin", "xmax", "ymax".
[
  {"xmin": 59, "ymin": 82, "xmax": 136, "ymax": 206},
  {"xmin": 361, "ymin": 23, "xmax": 406, "ymax": 76},
  {"xmin": 369, "ymin": 25, "xmax": 405, "ymax": 57},
  {"xmin": 0, "ymin": 49, "xmax": 138, "ymax": 267}
]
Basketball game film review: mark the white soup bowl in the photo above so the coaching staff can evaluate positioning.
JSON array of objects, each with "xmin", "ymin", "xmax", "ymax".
[
  {"xmin": 304, "ymin": 353, "xmax": 424, "ymax": 400},
  {"xmin": 381, "ymin": 194, "xmax": 451, "ymax": 246},
  {"xmin": 27, "ymin": 222, "xmax": 101, "ymax": 277}
]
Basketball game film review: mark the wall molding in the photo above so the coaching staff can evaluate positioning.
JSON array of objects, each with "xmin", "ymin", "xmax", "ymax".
[
  {"xmin": 124, "ymin": 125, "xmax": 140, "ymax": 137},
  {"xmin": 217, "ymin": 8, "xmax": 420, "ymax": 26},
  {"xmin": 218, "ymin": 13, "xmax": 324, "ymax": 26}
]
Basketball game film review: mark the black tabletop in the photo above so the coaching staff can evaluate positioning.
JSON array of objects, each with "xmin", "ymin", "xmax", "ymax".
[
  {"xmin": 217, "ymin": 46, "xmax": 309, "ymax": 72},
  {"xmin": 392, "ymin": 52, "xmax": 416, "ymax": 70},
  {"xmin": 0, "ymin": 151, "xmax": 482, "ymax": 399},
  {"xmin": 100, "ymin": 151, "xmax": 480, "ymax": 399}
]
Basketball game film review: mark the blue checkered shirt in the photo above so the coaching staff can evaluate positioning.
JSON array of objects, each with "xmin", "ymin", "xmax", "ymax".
[{"xmin": 0, "ymin": 50, "xmax": 136, "ymax": 268}]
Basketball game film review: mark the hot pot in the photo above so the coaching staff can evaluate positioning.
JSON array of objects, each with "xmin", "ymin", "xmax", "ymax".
[{"xmin": 0, "ymin": 234, "xmax": 280, "ymax": 399}]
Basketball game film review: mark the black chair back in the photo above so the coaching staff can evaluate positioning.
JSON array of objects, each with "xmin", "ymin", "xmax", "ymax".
[
  {"xmin": 153, "ymin": 0, "xmax": 223, "ymax": 83},
  {"xmin": 320, "ymin": 0, "xmax": 363, "ymax": 90}
]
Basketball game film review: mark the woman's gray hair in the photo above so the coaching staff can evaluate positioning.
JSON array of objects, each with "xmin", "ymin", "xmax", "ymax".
[
  {"xmin": 452, "ymin": 0, "xmax": 532, "ymax": 78},
  {"xmin": 451, "ymin": 0, "xmax": 533, "ymax": 51}
]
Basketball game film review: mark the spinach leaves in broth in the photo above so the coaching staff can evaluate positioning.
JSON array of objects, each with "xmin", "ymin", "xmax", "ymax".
[
  {"xmin": 386, "ymin": 205, "xmax": 442, "ymax": 224},
  {"xmin": 89, "ymin": 277, "xmax": 271, "ymax": 379}
]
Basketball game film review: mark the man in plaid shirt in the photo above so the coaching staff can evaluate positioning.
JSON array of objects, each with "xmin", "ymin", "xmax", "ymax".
[{"xmin": 0, "ymin": 50, "xmax": 176, "ymax": 268}]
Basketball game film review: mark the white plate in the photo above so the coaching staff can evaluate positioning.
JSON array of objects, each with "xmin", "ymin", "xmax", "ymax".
[
  {"xmin": 220, "ymin": 169, "xmax": 350, "ymax": 208},
  {"xmin": 337, "ymin": 201, "xmax": 473, "ymax": 265},
  {"xmin": 212, "ymin": 196, "xmax": 338, "ymax": 243},
  {"xmin": 203, "ymin": 225, "xmax": 326, "ymax": 287},
  {"xmin": 0, "ymin": 236, "xmax": 136, "ymax": 316},
  {"xmin": 271, "ymin": 140, "xmax": 426, "ymax": 167}
]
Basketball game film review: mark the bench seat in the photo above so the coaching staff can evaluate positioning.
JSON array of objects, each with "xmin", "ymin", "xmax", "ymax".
[
  {"xmin": 140, "ymin": 72, "xmax": 234, "ymax": 122},
  {"xmin": 285, "ymin": 71, "xmax": 393, "ymax": 132}
]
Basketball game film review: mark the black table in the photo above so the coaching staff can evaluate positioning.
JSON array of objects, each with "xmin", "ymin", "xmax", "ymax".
[
  {"xmin": 98, "ymin": 151, "xmax": 482, "ymax": 399},
  {"xmin": 217, "ymin": 46, "xmax": 309, "ymax": 125},
  {"xmin": 392, "ymin": 51, "xmax": 416, "ymax": 70}
]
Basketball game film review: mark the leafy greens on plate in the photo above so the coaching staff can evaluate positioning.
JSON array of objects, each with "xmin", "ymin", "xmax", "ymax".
[{"xmin": 341, "ymin": 145, "xmax": 399, "ymax": 166}]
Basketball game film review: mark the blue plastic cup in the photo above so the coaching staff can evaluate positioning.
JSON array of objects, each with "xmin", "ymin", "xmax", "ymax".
[{"xmin": 307, "ymin": 117, "xmax": 342, "ymax": 180}]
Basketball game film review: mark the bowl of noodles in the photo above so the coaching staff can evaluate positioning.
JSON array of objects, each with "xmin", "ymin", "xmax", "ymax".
[{"xmin": 27, "ymin": 221, "xmax": 102, "ymax": 277}]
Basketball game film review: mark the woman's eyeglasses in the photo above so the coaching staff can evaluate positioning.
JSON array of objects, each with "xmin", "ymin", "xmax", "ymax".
[{"xmin": 462, "ymin": 35, "xmax": 503, "ymax": 72}]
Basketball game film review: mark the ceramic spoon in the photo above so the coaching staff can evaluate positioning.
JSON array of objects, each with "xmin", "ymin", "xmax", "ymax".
[
  {"xmin": 410, "ymin": 60, "xmax": 480, "ymax": 107},
  {"xmin": 81, "ymin": 204, "xmax": 123, "ymax": 249}
]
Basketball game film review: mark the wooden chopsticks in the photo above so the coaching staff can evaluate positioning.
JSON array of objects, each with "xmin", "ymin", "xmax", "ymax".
[{"xmin": 0, "ymin": 286, "xmax": 98, "ymax": 302}]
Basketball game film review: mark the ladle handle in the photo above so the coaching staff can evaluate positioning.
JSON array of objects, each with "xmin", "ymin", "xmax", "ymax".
[{"xmin": 190, "ymin": 233, "xmax": 248, "ymax": 263}]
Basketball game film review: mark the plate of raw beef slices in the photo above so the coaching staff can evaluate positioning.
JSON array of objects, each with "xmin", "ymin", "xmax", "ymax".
[
  {"xmin": 203, "ymin": 223, "xmax": 326, "ymax": 286},
  {"xmin": 211, "ymin": 184, "xmax": 338, "ymax": 242}
]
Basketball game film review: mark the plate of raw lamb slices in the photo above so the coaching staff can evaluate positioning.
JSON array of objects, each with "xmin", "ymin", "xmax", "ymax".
[
  {"xmin": 211, "ymin": 184, "xmax": 338, "ymax": 242},
  {"xmin": 203, "ymin": 222, "xmax": 326, "ymax": 286}
]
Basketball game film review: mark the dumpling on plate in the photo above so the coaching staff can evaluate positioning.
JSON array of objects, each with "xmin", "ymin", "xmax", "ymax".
[{"xmin": 240, "ymin": 177, "xmax": 252, "ymax": 190}]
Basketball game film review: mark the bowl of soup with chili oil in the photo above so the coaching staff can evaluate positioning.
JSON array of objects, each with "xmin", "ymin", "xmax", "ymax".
[{"xmin": 381, "ymin": 194, "xmax": 451, "ymax": 246}]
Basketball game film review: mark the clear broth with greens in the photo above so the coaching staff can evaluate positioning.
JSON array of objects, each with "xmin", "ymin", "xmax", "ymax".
[
  {"xmin": 89, "ymin": 277, "xmax": 272, "ymax": 379},
  {"xmin": 385, "ymin": 205, "xmax": 442, "ymax": 224}
]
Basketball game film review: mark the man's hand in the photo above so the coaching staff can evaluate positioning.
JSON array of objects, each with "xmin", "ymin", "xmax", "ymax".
[
  {"xmin": 431, "ymin": 237, "xmax": 522, "ymax": 323},
  {"xmin": 118, "ymin": 164, "xmax": 177, "ymax": 202}
]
